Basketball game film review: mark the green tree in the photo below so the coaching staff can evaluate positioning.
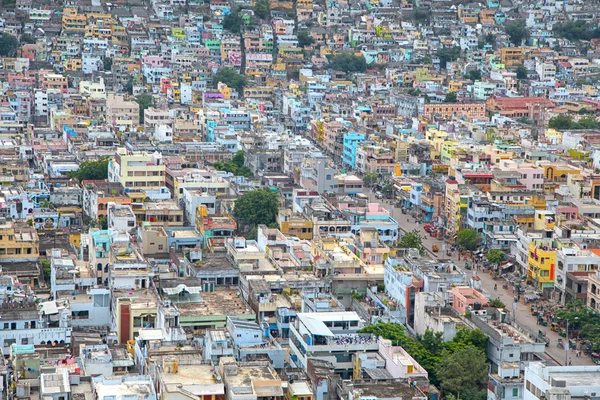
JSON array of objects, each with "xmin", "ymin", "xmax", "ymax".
[
  {"xmin": 548, "ymin": 115, "xmax": 573, "ymax": 130},
  {"xmin": 435, "ymin": 346, "xmax": 488, "ymax": 397},
  {"xmin": 213, "ymin": 151, "xmax": 253, "ymax": 177},
  {"xmin": 436, "ymin": 46, "xmax": 460, "ymax": 69},
  {"xmin": 0, "ymin": 33, "xmax": 18, "ymax": 57},
  {"xmin": 554, "ymin": 21, "xmax": 600, "ymax": 41},
  {"xmin": 515, "ymin": 64, "xmax": 528, "ymax": 79},
  {"xmin": 253, "ymin": 0, "xmax": 269, "ymax": 19},
  {"xmin": 223, "ymin": 11, "xmax": 244, "ymax": 33},
  {"xmin": 444, "ymin": 92, "xmax": 458, "ymax": 103},
  {"xmin": 20, "ymin": 33, "xmax": 36, "ymax": 44},
  {"xmin": 413, "ymin": 7, "xmax": 431, "ymax": 23},
  {"xmin": 488, "ymin": 298, "xmax": 506, "ymax": 308},
  {"xmin": 397, "ymin": 229, "xmax": 425, "ymax": 255},
  {"xmin": 408, "ymin": 88, "xmax": 422, "ymax": 96},
  {"xmin": 135, "ymin": 94, "xmax": 153, "ymax": 123},
  {"xmin": 363, "ymin": 172, "xmax": 379, "ymax": 187},
  {"xmin": 297, "ymin": 31, "xmax": 314, "ymax": 47},
  {"xmin": 98, "ymin": 215, "xmax": 108, "ymax": 230},
  {"xmin": 486, "ymin": 249, "xmax": 505, "ymax": 266},
  {"xmin": 330, "ymin": 53, "xmax": 367, "ymax": 73},
  {"xmin": 504, "ymin": 19, "xmax": 530, "ymax": 46},
  {"xmin": 213, "ymin": 67, "xmax": 247, "ymax": 94},
  {"xmin": 104, "ymin": 57, "xmax": 113, "ymax": 71},
  {"xmin": 574, "ymin": 117, "xmax": 600, "ymax": 129},
  {"xmin": 66, "ymin": 157, "xmax": 110, "ymax": 181},
  {"xmin": 233, "ymin": 188, "xmax": 279, "ymax": 227},
  {"xmin": 381, "ymin": 180, "xmax": 394, "ymax": 198},
  {"xmin": 484, "ymin": 33, "xmax": 495, "ymax": 45},
  {"xmin": 41, "ymin": 259, "xmax": 51, "ymax": 282},
  {"xmin": 360, "ymin": 323, "xmax": 488, "ymax": 386},
  {"xmin": 467, "ymin": 70, "xmax": 482, "ymax": 81},
  {"xmin": 455, "ymin": 229, "xmax": 482, "ymax": 251}
]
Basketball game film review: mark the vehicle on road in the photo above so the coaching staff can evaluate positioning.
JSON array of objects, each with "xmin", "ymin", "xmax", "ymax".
[
  {"xmin": 375, "ymin": 191, "xmax": 383, "ymax": 199},
  {"xmin": 432, "ymin": 244, "xmax": 439, "ymax": 252},
  {"xmin": 423, "ymin": 224, "xmax": 435, "ymax": 233}
]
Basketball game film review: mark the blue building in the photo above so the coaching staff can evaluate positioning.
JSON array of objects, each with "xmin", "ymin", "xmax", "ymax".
[{"xmin": 342, "ymin": 132, "xmax": 366, "ymax": 169}]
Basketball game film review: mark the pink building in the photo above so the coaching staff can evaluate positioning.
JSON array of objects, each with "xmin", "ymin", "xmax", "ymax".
[
  {"xmin": 451, "ymin": 286, "xmax": 488, "ymax": 314},
  {"xmin": 498, "ymin": 160, "xmax": 544, "ymax": 191}
]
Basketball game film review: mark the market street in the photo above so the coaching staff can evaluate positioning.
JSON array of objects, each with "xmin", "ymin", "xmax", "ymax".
[{"xmin": 365, "ymin": 189, "xmax": 596, "ymax": 366}]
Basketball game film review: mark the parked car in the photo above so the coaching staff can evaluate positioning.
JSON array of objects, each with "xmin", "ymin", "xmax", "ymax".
[
  {"xmin": 375, "ymin": 191, "xmax": 383, "ymax": 199},
  {"xmin": 423, "ymin": 224, "xmax": 435, "ymax": 233}
]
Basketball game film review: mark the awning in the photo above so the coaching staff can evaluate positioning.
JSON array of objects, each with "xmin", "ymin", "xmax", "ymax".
[
  {"xmin": 163, "ymin": 284, "xmax": 202, "ymax": 296},
  {"xmin": 302, "ymin": 317, "xmax": 334, "ymax": 337},
  {"xmin": 40, "ymin": 301, "xmax": 59, "ymax": 315},
  {"xmin": 501, "ymin": 263, "xmax": 514, "ymax": 270}
]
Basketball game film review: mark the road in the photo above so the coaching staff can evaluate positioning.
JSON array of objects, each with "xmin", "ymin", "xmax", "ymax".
[{"xmin": 365, "ymin": 189, "xmax": 595, "ymax": 366}]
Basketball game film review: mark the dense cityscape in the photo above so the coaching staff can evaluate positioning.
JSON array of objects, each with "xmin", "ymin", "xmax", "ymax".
[{"xmin": 0, "ymin": 0, "xmax": 599, "ymax": 399}]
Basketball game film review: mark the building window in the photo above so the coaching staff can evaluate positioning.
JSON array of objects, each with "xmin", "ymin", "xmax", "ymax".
[{"xmin": 512, "ymin": 388, "xmax": 518, "ymax": 397}]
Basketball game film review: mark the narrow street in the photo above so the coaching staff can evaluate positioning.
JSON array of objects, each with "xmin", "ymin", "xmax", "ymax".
[{"xmin": 365, "ymin": 189, "xmax": 595, "ymax": 366}]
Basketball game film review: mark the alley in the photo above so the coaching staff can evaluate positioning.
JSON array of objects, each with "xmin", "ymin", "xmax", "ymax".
[{"xmin": 365, "ymin": 190, "xmax": 595, "ymax": 366}]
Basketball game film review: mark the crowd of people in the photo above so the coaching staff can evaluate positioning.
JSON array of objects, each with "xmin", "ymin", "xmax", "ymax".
[{"xmin": 333, "ymin": 335, "xmax": 375, "ymax": 345}]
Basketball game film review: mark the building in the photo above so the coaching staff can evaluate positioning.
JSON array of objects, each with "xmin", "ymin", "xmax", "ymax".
[
  {"xmin": 106, "ymin": 94, "xmax": 140, "ymax": 132},
  {"xmin": 289, "ymin": 312, "xmax": 378, "ymax": 378},
  {"xmin": 423, "ymin": 102, "xmax": 487, "ymax": 119},
  {"xmin": 108, "ymin": 148, "xmax": 166, "ymax": 192},
  {"xmin": 524, "ymin": 362, "xmax": 600, "ymax": 400}
]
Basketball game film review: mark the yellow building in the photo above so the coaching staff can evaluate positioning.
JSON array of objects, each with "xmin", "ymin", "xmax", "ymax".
[
  {"xmin": 500, "ymin": 47, "xmax": 525, "ymax": 67},
  {"xmin": 277, "ymin": 209, "xmax": 314, "ymax": 240},
  {"xmin": 527, "ymin": 240, "xmax": 556, "ymax": 290},
  {"xmin": 108, "ymin": 148, "xmax": 166, "ymax": 193},
  {"xmin": 0, "ymin": 221, "xmax": 39, "ymax": 260},
  {"xmin": 62, "ymin": 8, "xmax": 87, "ymax": 32}
]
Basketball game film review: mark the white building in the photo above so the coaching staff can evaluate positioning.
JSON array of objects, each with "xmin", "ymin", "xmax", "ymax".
[
  {"xmin": 107, "ymin": 203, "xmax": 136, "ymax": 231},
  {"xmin": 182, "ymin": 188, "xmax": 217, "ymax": 223},
  {"xmin": 289, "ymin": 312, "xmax": 378, "ymax": 377},
  {"xmin": 0, "ymin": 299, "xmax": 72, "ymax": 353},
  {"xmin": 524, "ymin": 362, "xmax": 600, "ymax": 400}
]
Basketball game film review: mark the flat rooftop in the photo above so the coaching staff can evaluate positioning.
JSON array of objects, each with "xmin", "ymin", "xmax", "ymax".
[
  {"xmin": 177, "ymin": 290, "xmax": 253, "ymax": 317},
  {"xmin": 161, "ymin": 363, "xmax": 224, "ymax": 393},
  {"xmin": 547, "ymin": 370, "xmax": 600, "ymax": 386}
]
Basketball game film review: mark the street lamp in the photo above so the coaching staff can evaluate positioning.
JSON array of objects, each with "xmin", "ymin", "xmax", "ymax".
[{"xmin": 564, "ymin": 317, "xmax": 578, "ymax": 366}]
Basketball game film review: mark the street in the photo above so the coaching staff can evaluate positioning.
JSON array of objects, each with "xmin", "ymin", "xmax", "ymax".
[{"xmin": 365, "ymin": 190, "xmax": 595, "ymax": 366}]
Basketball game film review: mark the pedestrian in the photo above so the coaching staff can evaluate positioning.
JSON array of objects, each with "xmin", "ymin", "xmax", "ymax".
[
  {"xmin": 576, "ymin": 349, "xmax": 581, "ymax": 357},
  {"xmin": 569, "ymin": 357, "xmax": 572, "ymax": 366},
  {"xmin": 494, "ymin": 284, "xmax": 497, "ymax": 291}
]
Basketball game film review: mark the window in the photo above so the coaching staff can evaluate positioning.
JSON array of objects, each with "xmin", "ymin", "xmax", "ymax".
[
  {"xmin": 133, "ymin": 317, "xmax": 142, "ymax": 327},
  {"xmin": 158, "ymin": 244, "xmax": 164, "ymax": 250}
]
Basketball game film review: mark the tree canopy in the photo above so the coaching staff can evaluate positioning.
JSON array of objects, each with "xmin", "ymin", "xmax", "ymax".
[
  {"xmin": 223, "ymin": 10, "xmax": 244, "ymax": 33},
  {"xmin": 233, "ymin": 188, "xmax": 279, "ymax": 227},
  {"xmin": 253, "ymin": 0, "xmax": 269, "ymax": 19},
  {"xmin": 467, "ymin": 70, "xmax": 482, "ymax": 81},
  {"xmin": 20, "ymin": 33, "xmax": 36, "ymax": 44},
  {"xmin": 504, "ymin": 20, "xmax": 530, "ymax": 46},
  {"xmin": 444, "ymin": 92, "xmax": 458, "ymax": 103},
  {"xmin": 213, "ymin": 68, "xmax": 247, "ymax": 94},
  {"xmin": 554, "ymin": 21, "xmax": 600, "ymax": 41},
  {"xmin": 486, "ymin": 249, "xmax": 505, "ymax": 265},
  {"xmin": 330, "ymin": 53, "xmax": 367, "ymax": 73},
  {"xmin": 435, "ymin": 346, "xmax": 489, "ymax": 398},
  {"xmin": 548, "ymin": 115, "xmax": 600, "ymax": 130},
  {"xmin": 515, "ymin": 64, "xmax": 528, "ymax": 80},
  {"xmin": 359, "ymin": 323, "xmax": 488, "ymax": 387},
  {"xmin": 397, "ymin": 229, "xmax": 425, "ymax": 255},
  {"xmin": 0, "ymin": 33, "xmax": 18, "ymax": 57},
  {"xmin": 297, "ymin": 31, "xmax": 315, "ymax": 48},
  {"xmin": 436, "ymin": 46, "xmax": 460, "ymax": 69},
  {"xmin": 67, "ymin": 157, "xmax": 110, "ymax": 181},
  {"xmin": 456, "ymin": 229, "xmax": 482, "ymax": 251},
  {"xmin": 135, "ymin": 94, "xmax": 153, "ymax": 124},
  {"xmin": 213, "ymin": 151, "xmax": 253, "ymax": 178}
]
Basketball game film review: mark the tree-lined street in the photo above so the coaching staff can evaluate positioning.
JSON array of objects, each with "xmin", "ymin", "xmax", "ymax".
[{"xmin": 365, "ymin": 189, "xmax": 595, "ymax": 366}]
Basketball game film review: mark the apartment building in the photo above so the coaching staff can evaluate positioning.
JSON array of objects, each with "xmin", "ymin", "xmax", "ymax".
[
  {"xmin": 106, "ymin": 94, "xmax": 140, "ymax": 132},
  {"xmin": 108, "ymin": 148, "xmax": 166, "ymax": 192}
]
